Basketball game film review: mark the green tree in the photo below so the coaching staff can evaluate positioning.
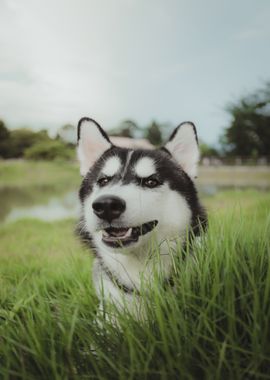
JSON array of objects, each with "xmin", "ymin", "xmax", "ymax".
[
  {"xmin": 0, "ymin": 120, "xmax": 10, "ymax": 158},
  {"xmin": 145, "ymin": 121, "xmax": 162, "ymax": 146},
  {"xmin": 200, "ymin": 141, "xmax": 219, "ymax": 158},
  {"xmin": 24, "ymin": 140, "xmax": 74, "ymax": 161},
  {"xmin": 221, "ymin": 82, "xmax": 270, "ymax": 156},
  {"xmin": 7, "ymin": 128, "xmax": 50, "ymax": 158},
  {"xmin": 110, "ymin": 120, "xmax": 139, "ymax": 138}
]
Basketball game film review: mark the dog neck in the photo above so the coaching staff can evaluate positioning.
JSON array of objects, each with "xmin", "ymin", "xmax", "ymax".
[{"xmin": 94, "ymin": 238, "xmax": 180, "ymax": 291}]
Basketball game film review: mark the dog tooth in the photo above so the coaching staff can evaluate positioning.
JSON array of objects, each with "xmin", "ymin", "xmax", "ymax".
[
  {"xmin": 103, "ymin": 230, "xmax": 109, "ymax": 237},
  {"xmin": 123, "ymin": 227, "xmax": 132, "ymax": 238}
]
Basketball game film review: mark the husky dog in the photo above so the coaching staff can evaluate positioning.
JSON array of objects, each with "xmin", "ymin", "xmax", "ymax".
[{"xmin": 77, "ymin": 117, "xmax": 207, "ymax": 318}]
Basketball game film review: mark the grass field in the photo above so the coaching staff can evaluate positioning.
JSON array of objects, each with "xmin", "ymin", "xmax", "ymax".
[
  {"xmin": 0, "ymin": 161, "xmax": 270, "ymax": 379},
  {"xmin": 0, "ymin": 160, "xmax": 80, "ymax": 189}
]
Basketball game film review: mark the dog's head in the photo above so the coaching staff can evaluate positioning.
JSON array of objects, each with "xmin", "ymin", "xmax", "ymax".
[{"xmin": 77, "ymin": 117, "xmax": 206, "ymax": 253}]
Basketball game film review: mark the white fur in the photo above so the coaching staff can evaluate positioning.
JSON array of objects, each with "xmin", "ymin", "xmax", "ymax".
[
  {"xmin": 77, "ymin": 118, "xmax": 200, "ymax": 319},
  {"xmin": 165, "ymin": 123, "xmax": 199, "ymax": 179},
  {"xmin": 77, "ymin": 119, "xmax": 111, "ymax": 176},
  {"xmin": 134, "ymin": 157, "xmax": 156, "ymax": 178},
  {"xmin": 102, "ymin": 156, "xmax": 121, "ymax": 177},
  {"xmin": 83, "ymin": 181, "xmax": 191, "ymax": 313},
  {"xmin": 122, "ymin": 151, "xmax": 133, "ymax": 178}
]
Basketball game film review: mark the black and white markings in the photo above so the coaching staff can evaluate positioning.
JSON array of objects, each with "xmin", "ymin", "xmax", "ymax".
[
  {"xmin": 101, "ymin": 156, "xmax": 122, "ymax": 177},
  {"xmin": 77, "ymin": 117, "xmax": 207, "ymax": 244},
  {"xmin": 134, "ymin": 157, "xmax": 156, "ymax": 178},
  {"xmin": 76, "ymin": 117, "xmax": 207, "ymax": 313},
  {"xmin": 165, "ymin": 122, "xmax": 200, "ymax": 179}
]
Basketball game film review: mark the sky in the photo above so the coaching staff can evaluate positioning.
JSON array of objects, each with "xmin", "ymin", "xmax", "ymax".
[{"xmin": 0, "ymin": 0, "xmax": 270, "ymax": 145}]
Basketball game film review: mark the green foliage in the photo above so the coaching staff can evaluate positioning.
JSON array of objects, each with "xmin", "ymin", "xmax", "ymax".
[
  {"xmin": 0, "ymin": 127, "xmax": 50, "ymax": 159},
  {"xmin": 110, "ymin": 119, "xmax": 139, "ymax": 138},
  {"xmin": 145, "ymin": 121, "xmax": 162, "ymax": 146},
  {"xmin": 0, "ymin": 120, "xmax": 10, "ymax": 158},
  {"xmin": 200, "ymin": 141, "xmax": 220, "ymax": 157},
  {"xmin": 222, "ymin": 82, "xmax": 270, "ymax": 156},
  {"xmin": 0, "ymin": 120, "xmax": 9, "ymax": 139},
  {"xmin": 0, "ymin": 121, "xmax": 76, "ymax": 160},
  {"xmin": 11, "ymin": 129, "xmax": 51, "ymax": 157},
  {"xmin": 0, "ymin": 191, "xmax": 269, "ymax": 379},
  {"xmin": 110, "ymin": 120, "xmax": 167, "ymax": 145},
  {"xmin": 24, "ymin": 140, "xmax": 75, "ymax": 161}
]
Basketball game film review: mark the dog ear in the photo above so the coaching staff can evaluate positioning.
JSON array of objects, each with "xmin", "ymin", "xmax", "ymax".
[
  {"xmin": 77, "ymin": 117, "xmax": 112, "ymax": 176},
  {"xmin": 164, "ymin": 122, "xmax": 199, "ymax": 179}
]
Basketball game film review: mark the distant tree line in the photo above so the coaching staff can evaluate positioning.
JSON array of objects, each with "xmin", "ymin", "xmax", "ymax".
[
  {"xmin": 220, "ymin": 82, "xmax": 270, "ymax": 158},
  {"xmin": 109, "ymin": 119, "xmax": 166, "ymax": 146},
  {"xmin": 0, "ymin": 82, "xmax": 269, "ymax": 161},
  {"xmin": 0, "ymin": 119, "xmax": 168, "ymax": 161},
  {"xmin": 0, "ymin": 121, "xmax": 75, "ymax": 160},
  {"xmin": 103, "ymin": 82, "xmax": 270, "ymax": 159}
]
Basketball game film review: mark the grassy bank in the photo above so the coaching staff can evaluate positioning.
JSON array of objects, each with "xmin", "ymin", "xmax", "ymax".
[
  {"xmin": 0, "ymin": 190, "xmax": 270, "ymax": 379},
  {"xmin": 198, "ymin": 165, "xmax": 270, "ymax": 187},
  {"xmin": 0, "ymin": 160, "xmax": 80, "ymax": 190}
]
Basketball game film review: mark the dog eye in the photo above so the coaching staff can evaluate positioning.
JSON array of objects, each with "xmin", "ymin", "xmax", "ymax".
[
  {"xmin": 143, "ymin": 178, "xmax": 159, "ymax": 188},
  {"xmin": 97, "ymin": 177, "xmax": 111, "ymax": 187}
]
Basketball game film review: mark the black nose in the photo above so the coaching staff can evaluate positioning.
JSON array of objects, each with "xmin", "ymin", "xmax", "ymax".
[{"xmin": 92, "ymin": 195, "xmax": 126, "ymax": 223}]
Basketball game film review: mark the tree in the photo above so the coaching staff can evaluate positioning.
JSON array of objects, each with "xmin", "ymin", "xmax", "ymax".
[
  {"xmin": 110, "ymin": 120, "xmax": 139, "ymax": 138},
  {"xmin": 0, "ymin": 120, "xmax": 10, "ymax": 158},
  {"xmin": 221, "ymin": 82, "xmax": 270, "ymax": 156},
  {"xmin": 24, "ymin": 140, "xmax": 74, "ymax": 161},
  {"xmin": 7, "ymin": 128, "xmax": 50, "ymax": 158},
  {"xmin": 200, "ymin": 141, "xmax": 219, "ymax": 158},
  {"xmin": 145, "ymin": 121, "xmax": 162, "ymax": 146}
]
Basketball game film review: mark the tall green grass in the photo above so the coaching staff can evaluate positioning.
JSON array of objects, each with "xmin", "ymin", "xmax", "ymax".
[{"xmin": 0, "ymin": 191, "xmax": 270, "ymax": 379}]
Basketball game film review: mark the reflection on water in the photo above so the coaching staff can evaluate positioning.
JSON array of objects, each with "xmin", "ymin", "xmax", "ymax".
[
  {"xmin": 0, "ymin": 187, "xmax": 80, "ymax": 223},
  {"xmin": 0, "ymin": 183, "xmax": 269, "ymax": 223},
  {"xmin": 6, "ymin": 191, "xmax": 80, "ymax": 223}
]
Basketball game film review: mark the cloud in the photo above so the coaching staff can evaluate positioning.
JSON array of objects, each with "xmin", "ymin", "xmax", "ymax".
[{"xmin": 0, "ymin": 0, "xmax": 270, "ymax": 144}]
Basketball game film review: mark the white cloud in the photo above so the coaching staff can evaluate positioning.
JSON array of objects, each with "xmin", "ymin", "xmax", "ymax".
[{"xmin": 0, "ymin": 0, "xmax": 270, "ymax": 144}]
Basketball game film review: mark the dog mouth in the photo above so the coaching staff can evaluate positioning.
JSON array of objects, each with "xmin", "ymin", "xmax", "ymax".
[{"xmin": 101, "ymin": 220, "xmax": 158, "ymax": 247}]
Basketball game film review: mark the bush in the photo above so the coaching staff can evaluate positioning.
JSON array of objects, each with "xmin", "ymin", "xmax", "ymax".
[
  {"xmin": 145, "ymin": 121, "xmax": 162, "ymax": 146},
  {"xmin": 1, "ymin": 128, "xmax": 51, "ymax": 158},
  {"xmin": 11, "ymin": 129, "xmax": 51, "ymax": 158},
  {"xmin": 0, "ymin": 120, "xmax": 10, "ymax": 158},
  {"xmin": 24, "ymin": 140, "xmax": 75, "ymax": 161}
]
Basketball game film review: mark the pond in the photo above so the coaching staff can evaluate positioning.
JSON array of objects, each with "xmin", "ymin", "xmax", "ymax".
[
  {"xmin": 0, "ymin": 181, "xmax": 269, "ymax": 224},
  {"xmin": 0, "ymin": 186, "xmax": 80, "ymax": 223}
]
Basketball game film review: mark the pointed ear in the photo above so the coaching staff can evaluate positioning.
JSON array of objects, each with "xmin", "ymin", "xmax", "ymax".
[
  {"xmin": 77, "ymin": 117, "xmax": 112, "ymax": 176},
  {"xmin": 164, "ymin": 122, "xmax": 200, "ymax": 179}
]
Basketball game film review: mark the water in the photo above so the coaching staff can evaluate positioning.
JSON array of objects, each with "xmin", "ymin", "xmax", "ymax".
[
  {"xmin": 6, "ymin": 191, "xmax": 80, "ymax": 223},
  {"xmin": 0, "ymin": 182, "xmax": 269, "ymax": 224},
  {"xmin": 0, "ymin": 187, "xmax": 80, "ymax": 223}
]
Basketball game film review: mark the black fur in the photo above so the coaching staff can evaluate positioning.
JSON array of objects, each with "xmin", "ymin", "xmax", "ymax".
[
  {"xmin": 77, "ymin": 146, "xmax": 207, "ymax": 243},
  {"xmin": 76, "ymin": 118, "xmax": 207, "ymax": 252},
  {"xmin": 76, "ymin": 118, "xmax": 207, "ymax": 297}
]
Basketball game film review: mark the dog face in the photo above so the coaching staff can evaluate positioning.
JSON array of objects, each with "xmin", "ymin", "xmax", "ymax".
[{"xmin": 77, "ymin": 118, "xmax": 206, "ymax": 253}]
